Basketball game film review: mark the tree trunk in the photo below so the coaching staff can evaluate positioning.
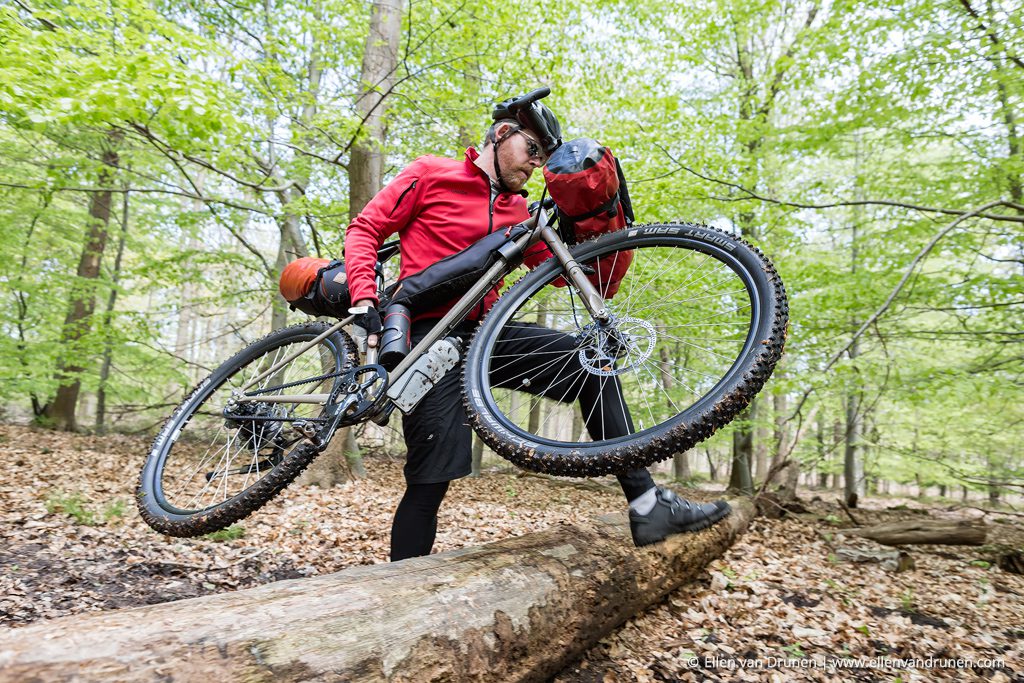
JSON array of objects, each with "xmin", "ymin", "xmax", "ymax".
[
  {"xmin": 728, "ymin": 403, "xmax": 755, "ymax": 495},
  {"xmin": 331, "ymin": 0, "xmax": 403, "ymax": 484},
  {"xmin": 843, "ymin": 376, "xmax": 863, "ymax": 508},
  {"xmin": 0, "ymin": 502, "xmax": 754, "ymax": 682},
  {"xmin": 989, "ymin": 42, "xmax": 1023, "ymax": 208},
  {"xmin": 848, "ymin": 520, "xmax": 986, "ymax": 546},
  {"xmin": 45, "ymin": 140, "xmax": 120, "ymax": 431},
  {"xmin": 14, "ymin": 193, "xmax": 54, "ymax": 417},
  {"xmin": 348, "ymin": 0, "xmax": 403, "ymax": 222},
  {"xmin": 988, "ymin": 484, "xmax": 1001, "ymax": 506},
  {"xmin": 571, "ymin": 408, "xmax": 584, "ymax": 444},
  {"xmin": 753, "ymin": 398, "xmax": 770, "ymax": 483},
  {"xmin": 655, "ymin": 337, "xmax": 690, "ymax": 481},
  {"xmin": 271, "ymin": 218, "xmax": 307, "ymax": 332},
  {"xmin": 527, "ymin": 397, "xmax": 542, "ymax": 436},
  {"xmin": 673, "ymin": 450, "xmax": 691, "ymax": 481},
  {"xmin": 782, "ymin": 456, "xmax": 800, "ymax": 493},
  {"xmin": 173, "ymin": 173, "xmax": 205, "ymax": 386},
  {"xmin": 705, "ymin": 447, "xmax": 717, "ymax": 482},
  {"xmin": 95, "ymin": 186, "xmax": 130, "ymax": 434},
  {"xmin": 457, "ymin": 58, "xmax": 483, "ymax": 150},
  {"xmin": 844, "ymin": 137, "xmax": 867, "ymax": 508},
  {"xmin": 471, "ymin": 434, "xmax": 484, "ymax": 476},
  {"xmin": 769, "ymin": 391, "xmax": 787, "ymax": 473}
]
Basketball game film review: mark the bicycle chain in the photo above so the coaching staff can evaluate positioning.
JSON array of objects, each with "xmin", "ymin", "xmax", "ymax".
[{"xmin": 245, "ymin": 369, "xmax": 350, "ymax": 396}]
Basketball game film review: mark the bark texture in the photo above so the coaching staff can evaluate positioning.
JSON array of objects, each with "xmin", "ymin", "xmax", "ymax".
[
  {"xmin": 45, "ymin": 142, "xmax": 119, "ymax": 430},
  {"xmin": 348, "ymin": 0, "xmax": 403, "ymax": 221},
  {"xmin": 0, "ymin": 502, "xmax": 754, "ymax": 682},
  {"xmin": 848, "ymin": 520, "xmax": 987, "ymax": 546}
]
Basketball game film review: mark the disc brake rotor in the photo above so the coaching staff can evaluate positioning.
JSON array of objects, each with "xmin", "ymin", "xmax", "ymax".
[{"xmin": 577, "ymin": 316, "xmax": 656, "ymax": 377}]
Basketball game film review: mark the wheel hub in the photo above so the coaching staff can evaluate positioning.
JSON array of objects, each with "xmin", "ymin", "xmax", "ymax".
[
  {"xmin": 577, "ymin": 316, "xmax": 656, "ymax": 377},
  {"xmin": 224, "ymin": 401, "xmax": 286, "ymax": 450}
]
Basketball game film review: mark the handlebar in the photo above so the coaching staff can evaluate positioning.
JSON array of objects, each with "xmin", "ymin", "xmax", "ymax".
[{"xmin": 505, "ymin": 86, "xmax": 551, "ymax": 114}]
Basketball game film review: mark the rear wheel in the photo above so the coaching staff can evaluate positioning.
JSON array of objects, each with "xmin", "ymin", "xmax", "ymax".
[
  {"xmin": 462, "ymin": 223, "xmax": 788, "ymax": 476},
  {"xmin": 136, "ymin": 322, "xmax": 355, "ymax": 537}
]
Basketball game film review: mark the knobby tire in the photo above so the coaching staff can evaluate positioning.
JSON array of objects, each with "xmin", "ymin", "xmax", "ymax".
[
  {"xmin": 462, "ymin": 223, "xmax": 788, "ymax": 477},
  {"xmin": 136, "ymin": 322, "xmax": 355, "ymax": 537}
]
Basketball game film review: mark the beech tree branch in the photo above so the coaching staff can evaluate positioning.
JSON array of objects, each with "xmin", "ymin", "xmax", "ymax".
[
  {"xmin": 0, "ymin": 181, "xmax": 272, "ymax": 215},
  {"xmin": 125, "ymin": 123, "xmax": 294, "ymax": 194},
  {"xmin": 822, "ymin": 200, "xmax": 1007, "ymax": 371},
  {"xmin": 12, "ymin": 0, "xmax": 59, "ymax": 31},
  {"xmin": 643, "ymin": 150, "xmax": 1024, "ymax": 224},
  {"xmin": 957, "ymin": 0, "xmax": 1024, "ymax": 72}
]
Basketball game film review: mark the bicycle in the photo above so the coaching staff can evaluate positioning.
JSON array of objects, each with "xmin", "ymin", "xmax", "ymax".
[{"xmin": 136, "ymin": 131, "xmax": 788, "ymax": 541}]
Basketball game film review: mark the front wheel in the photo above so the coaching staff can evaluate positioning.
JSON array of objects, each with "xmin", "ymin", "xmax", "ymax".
[
  {"xmin": 462, "ymin": 223, "xmax": 788, "ymax": 476},
  {"xmin": 136, "ymin": 322, "xmax": 356, "ymax": 537}
]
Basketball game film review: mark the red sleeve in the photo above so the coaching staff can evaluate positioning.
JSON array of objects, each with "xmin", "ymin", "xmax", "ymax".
[
  {"xmin": 522, "ymin": 241, "xmax": 552, "ymax": 269},
  {"xmin": 344, "ymin": 159, "xmax": 430, "ymax": 306}
]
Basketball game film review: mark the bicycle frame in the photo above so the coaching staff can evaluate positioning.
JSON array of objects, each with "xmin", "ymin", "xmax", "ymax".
[{"xmin": 233, "ymin": 204, "xmax": 610, "ymax": 410}]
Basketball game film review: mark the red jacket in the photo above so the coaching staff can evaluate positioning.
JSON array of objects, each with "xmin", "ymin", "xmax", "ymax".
[{"xmin": 345, "ymin": 148, "xmax": 549, "ymax": 320}]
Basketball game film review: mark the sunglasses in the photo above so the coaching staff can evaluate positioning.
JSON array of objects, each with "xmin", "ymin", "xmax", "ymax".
[{"xmin": 517, "ymin": 130, "xmax": 547, "ymax": 162}]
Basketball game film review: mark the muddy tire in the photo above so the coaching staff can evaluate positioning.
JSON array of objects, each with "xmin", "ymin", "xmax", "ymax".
[
  {"xmin": 137, "ymin": 322, "xmax": 355, "ymax": 537},
  {"xmin": 462, "ymin": 223, "xmax": 788, "ymax": 476}
]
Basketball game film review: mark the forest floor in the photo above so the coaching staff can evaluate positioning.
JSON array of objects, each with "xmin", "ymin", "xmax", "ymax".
[{"xmin": 1, "ymin": 423, "xmax": 1021, "ymax": 682}]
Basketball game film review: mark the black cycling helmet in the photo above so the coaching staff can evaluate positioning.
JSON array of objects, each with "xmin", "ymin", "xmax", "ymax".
[
  {"xmin": 492, "ymin": 87, "xmax": 563, "ymax": 155},
  {"xmin": 487, "ymin": 87, "xmax": 563, "ymax": 193}
]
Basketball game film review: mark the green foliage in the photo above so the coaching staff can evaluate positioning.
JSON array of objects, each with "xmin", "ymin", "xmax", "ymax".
[
  {"xmin": 44, "ymin": 492, "xmax": 128, "ymax": 525},
  {"xmin": 102, "ymin": 499, "xmax": 127, "ymax": 523},
  {"xmin": 45, "ymin": 492, "xmax": 95, "ymax": 525},
  {"xmin": 203, "ymin": 525, "xmax": 245, "ymax": 542},
  {"xmin": 900, "ymin": 588, "xmax": 916, "ymax": 612},
  {"xmin": 781, "ymin": 643, "xmax": 806, "ymax": 659}
]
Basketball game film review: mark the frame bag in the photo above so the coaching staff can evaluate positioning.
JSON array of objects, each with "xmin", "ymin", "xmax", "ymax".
[
  {"xmin": 280, "ymin": 225, "xmax": 529, "ymax": 319},
  {"xmin": 385, "ymin": 225, "xmax": 529, "ymax": 311}
]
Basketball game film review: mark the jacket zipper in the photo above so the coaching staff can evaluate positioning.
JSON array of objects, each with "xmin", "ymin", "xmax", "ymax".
[
  {"xmin": 388, "ymin": 179, "xmax": 417, "ymax": 217},
  {"xmin": 487, "ymin": 189, "xmax": 496, "ymax": 234}
]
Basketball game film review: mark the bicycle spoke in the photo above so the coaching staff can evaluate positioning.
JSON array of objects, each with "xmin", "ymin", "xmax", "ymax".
[
  {"xmin": 471, "ymin": 238, "xmax": 764, "ymax": 452},
  {"xmin": 153, "ymin": 330, "xmax": 345, "ymax": 515}
]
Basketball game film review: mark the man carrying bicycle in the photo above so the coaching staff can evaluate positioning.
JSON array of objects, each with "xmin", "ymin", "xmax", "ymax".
[{"xmin": 342, "ymin": 90, "xmax": 731, "ymax": 561}]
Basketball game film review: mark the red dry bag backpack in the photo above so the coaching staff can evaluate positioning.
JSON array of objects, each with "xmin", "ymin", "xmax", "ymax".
[
  {"xmin": 543, "ymin": 138, "xmax": 634, "ymax": 297},
  {"xmin": 543, "ymin": 137, "xmax": 634, "ymax": 241}
]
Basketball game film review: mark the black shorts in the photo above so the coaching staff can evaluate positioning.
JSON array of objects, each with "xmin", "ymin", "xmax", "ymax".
[
  {"xmin": 399, "ymin": 319, "xmax": 633, "ymax": 485},
  {"xmin": 400, "ymin": 321, "xmax": 477, "ymax": 485}
]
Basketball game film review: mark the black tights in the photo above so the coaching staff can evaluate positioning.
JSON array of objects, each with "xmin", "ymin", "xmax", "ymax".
[
  {"xmin": 390, "ymin": 481, "xmax": 450, "ymax": 561},
  {"xmin": 390, "ymin": 320, "xmax": 656, "ymax": 562},
  {"xmin": 388, "ymin": 471, "xmax": 653, "ymax": 562}
]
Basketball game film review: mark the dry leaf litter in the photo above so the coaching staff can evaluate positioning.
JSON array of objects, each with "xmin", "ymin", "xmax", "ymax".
[{"xmin": 0, "ymin": 424, "xmax": 1021, "ymax": 682}]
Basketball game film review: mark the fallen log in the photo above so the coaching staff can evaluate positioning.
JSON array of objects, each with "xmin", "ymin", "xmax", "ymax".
[
  {"xmin": 835, "ymin": 547, "xmax": 915, "ymax": 572},
  {"xmin": 0, "ymin": 499, "xmax": 755, "ymax": 683},
  {"xmin": 848, "ymin": 519, "xmax": 986, "ymax": 546}
]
